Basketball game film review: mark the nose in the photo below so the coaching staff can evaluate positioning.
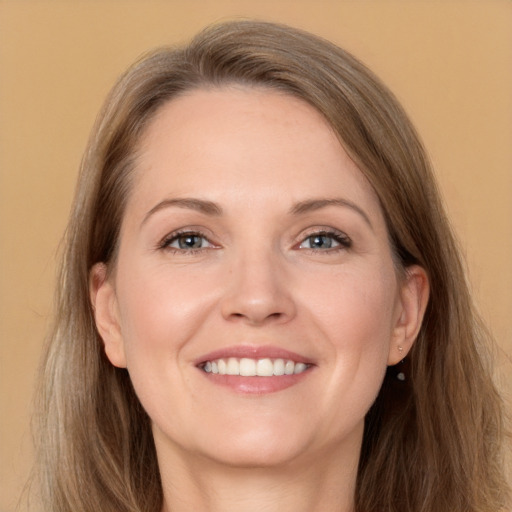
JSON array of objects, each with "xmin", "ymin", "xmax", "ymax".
[{"xmin": 220, "ymin": 249, "xmax": 297, "ymax": 326}]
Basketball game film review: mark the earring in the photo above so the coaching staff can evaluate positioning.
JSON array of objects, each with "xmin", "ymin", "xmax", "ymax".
[{"xmin": 397, "ymin": 346, "xmax": 405, "ymax": 381}]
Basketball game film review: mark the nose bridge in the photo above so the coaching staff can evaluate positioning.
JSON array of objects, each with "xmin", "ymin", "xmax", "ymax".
[{"xmin": 221, "ymin": 241, "xmax": 295, "ymax": 325}]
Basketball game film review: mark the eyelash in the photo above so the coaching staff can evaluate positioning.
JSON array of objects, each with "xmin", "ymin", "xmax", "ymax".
[
  {"xmin": 296, "ymin": 229, "xmax": 352, "ymax": 253},
  {"xmin": 158, "ymin": 228, "xmax": 352, "ymax": 254},
  {"xmin": 158, "ymin": 230, "xmax": 215, "ymax": 254}
]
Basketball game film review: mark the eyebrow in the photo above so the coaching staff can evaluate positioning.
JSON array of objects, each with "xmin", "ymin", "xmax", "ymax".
[
  {"xmin": 290, "ymin": 198, "xmax": 373, "ymax": 229},
  {"xmin": 142, "ymin": 197, "xmax": 223, "ymax": 226},
  {"xmin": 142, "ymin": 196, "xmax": 372, "ymax": 229}
]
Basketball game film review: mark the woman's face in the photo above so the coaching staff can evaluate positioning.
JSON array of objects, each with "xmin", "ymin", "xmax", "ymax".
[{"xmin": 93, "ymin": 87, "xmax": 426, "ymax": 469}]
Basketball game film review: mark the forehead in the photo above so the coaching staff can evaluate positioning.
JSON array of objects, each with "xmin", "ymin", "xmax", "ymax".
[
  {"xmin": 126, "ymin": 86, "xmax": 383, "ymax": 226},
  {"xmin": 139, "ymin": 85, "xmax": 339, "ymax": 162}
]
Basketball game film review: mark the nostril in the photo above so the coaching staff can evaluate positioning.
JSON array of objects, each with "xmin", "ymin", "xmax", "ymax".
[
  {"xmin": 220, "ymin": 278, "xmax": 296, "ymax": 325},
  {"xmin": 226, "ymin": 310, "xmax": 285, "ymax": 325}
]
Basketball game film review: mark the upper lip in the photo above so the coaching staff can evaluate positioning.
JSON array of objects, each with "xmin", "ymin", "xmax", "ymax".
[{"xmin": 194, "ymin": 345, "xmax": 314, "ymax": 366}]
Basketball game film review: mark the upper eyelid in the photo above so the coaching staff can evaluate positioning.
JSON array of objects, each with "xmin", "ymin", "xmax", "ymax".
[
  {"xmin": 296, "ymin": 226, "xmax": 351, "ymax": 242},
  {"xmin": 164, "ymin": 229, "xmax": 209, "ymax": 239}
]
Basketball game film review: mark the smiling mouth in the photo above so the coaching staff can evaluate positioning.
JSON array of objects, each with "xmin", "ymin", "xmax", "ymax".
[{"xmin": 200, "ymin": 357, "xmax": 310, "ymax": 377}]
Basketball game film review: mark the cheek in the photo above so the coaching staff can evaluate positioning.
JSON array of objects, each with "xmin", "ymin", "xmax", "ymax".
[
  {"xmin": 114, "ymin": 262, "xmax": 218, "ymax": 361},
  {"xmin": 311, "ymin": 263, "xmax": 398, "ymax": 349},
  {"xmin": 112, "ymin": 262, "xmax": 216, "ymax": 427},
  {"xmin": 113, "ymin": 253, "xmax": 237, "ymax": 383},
  {"xmin": 308, "ymin": 265, "xmax": 398, "ymax": 402}
]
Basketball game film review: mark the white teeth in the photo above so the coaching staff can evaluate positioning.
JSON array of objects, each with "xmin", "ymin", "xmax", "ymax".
[
  {"xmin": 226, "ymin": 357, "xmax": 239, "ymax": 375},
  {"xmin": 202, "ymin": 357, "xmax": 309, "ymax": 376},
  {"xmin": 217, "ymin": 359, "xmax": 226, "ymax": 374},
  {"xmin": 239, "ymin": 358, "xmax": 256, "ymax": 376},
  {"xmin": 294, "ymin": 362, "xmax": 307, "ymax": 374},
  {"xmin": 273, "ymin": 358, "xmax": 285, "ymax": 376},
  {"xmin": 256, "ymin": 358, "xmax": 274, "ymax": 376}
]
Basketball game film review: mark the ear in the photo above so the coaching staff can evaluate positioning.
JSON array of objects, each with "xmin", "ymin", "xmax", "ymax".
[
  {"xmin": 388, "ymin": 265, "xmax": 430, "ymax": 366},
  {"xmin": 89, "ymin": 263, "xmax": 127, "ymax": 368}
]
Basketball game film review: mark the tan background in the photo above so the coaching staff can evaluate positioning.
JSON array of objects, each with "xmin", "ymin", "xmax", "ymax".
[{"xmin": 1, "ymin": 1, "xmax": 511, "ymax": 510}]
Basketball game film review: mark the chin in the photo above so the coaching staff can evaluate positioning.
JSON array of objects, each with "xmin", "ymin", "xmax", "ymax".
[
  {"xmin": 205, "ymin": 441, "xmax": 305, "ymax": 469},
  {"xmin": 194, "ymin": 422, "xmax": 314, "ymax": 469}
]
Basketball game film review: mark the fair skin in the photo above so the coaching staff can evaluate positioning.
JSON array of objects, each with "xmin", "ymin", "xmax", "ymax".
[{"xmin": 91, "ymin": 87, "xmax": 429, "ymax": 512}]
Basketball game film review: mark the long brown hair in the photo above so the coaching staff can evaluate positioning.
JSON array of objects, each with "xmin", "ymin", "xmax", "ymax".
[{"xmin": 33, "ymin": 20, "xmax": 510, "ymax": 511}]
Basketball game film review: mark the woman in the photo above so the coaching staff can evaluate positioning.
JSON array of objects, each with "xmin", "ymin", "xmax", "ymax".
[{"xmin": 33, "ymin": 20, "xmax": 509, "ymax": 512}]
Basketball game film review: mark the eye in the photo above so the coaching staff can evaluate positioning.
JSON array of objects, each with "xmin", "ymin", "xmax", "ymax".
[
  {"xmin": 160, "ymin": 231, "xmax": 214, "ymax": 252},
  {"xmin": 298, "ymin": 231, "xmax": 351, "ymax": 251}
]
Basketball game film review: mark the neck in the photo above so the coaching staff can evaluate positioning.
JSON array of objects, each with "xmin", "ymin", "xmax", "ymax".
[{"xmin": 157, "ymin": 437, "xmax": 360, "ymax": 512}]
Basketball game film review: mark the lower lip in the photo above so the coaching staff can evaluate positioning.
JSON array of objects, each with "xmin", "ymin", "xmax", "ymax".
[{"xmin": 199, "ymin": 370, "xmax": 312, "ymax": 394}]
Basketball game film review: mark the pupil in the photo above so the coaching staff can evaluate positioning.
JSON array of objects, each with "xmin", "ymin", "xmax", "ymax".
[
  {"xmin": 179, "ymin": 235, "xmax": 202, "ymax": 249},
  {"xmin": 311, "ymin": 234, "xmax": 331, "ymax": 249}
]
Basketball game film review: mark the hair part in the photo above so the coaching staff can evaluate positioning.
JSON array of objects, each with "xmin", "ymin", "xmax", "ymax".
[{"xmin": 33, "ymin": 20, "xmax": 510, "ymax": 512}]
